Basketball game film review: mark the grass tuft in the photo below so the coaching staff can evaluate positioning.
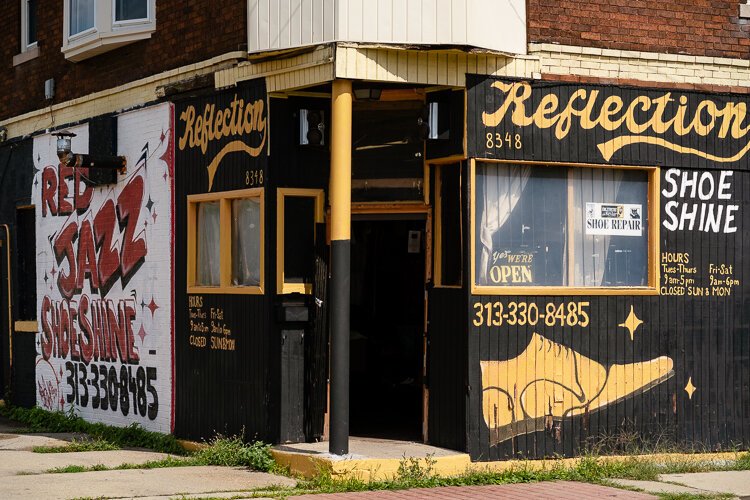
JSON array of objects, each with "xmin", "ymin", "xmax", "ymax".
[{"xmin": 33, "ymin": 438, "xmax": 120, "ymax": 454}]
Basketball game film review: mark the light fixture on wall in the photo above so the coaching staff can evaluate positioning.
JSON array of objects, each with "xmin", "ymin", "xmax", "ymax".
[
  {"xmin": 53, "ymin": 130, "xmax": 127, "ymax": 177},
  {"xmin": 353, "ymin": 88, "xmax": 382, "ymax": 101},
  {"xmin": 300, "ymin": 109, "xmax": 325, "ymax": 146}
]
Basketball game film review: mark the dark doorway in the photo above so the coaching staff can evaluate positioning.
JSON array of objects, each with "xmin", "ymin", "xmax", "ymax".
[{"xmin": 349, "ymin": 216, "xmax": 426, "ymax": 441}]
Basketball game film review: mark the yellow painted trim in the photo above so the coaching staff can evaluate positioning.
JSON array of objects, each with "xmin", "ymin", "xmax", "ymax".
[
  {"xmin": 428, "ymin": 154, "xmax": 467, "ymax": 165},
  {"xmin": 187, "ymin": 188, "xmax": 265, "ymax": 295},
  {"xmin": 277, "ymin": 188, "xmax": 325, "ymax": 295},
  {"xmin": 272, "ymin": 447, "xmax": 744, "ymax": 481},
  {"xmin": 330, "ymin": 79, "xmax": 353, "ymax": 242},
  {"xmin": 351, "ymin": 202, "xmax": 430, "ymax": 214},
  {"xmin": 14, "ymin": 321, "xmax": 37, "ymax": 332},
  {"xmin": 270, "ymin": 448, "xmax": 471, "ymax": 481},
  {"xmin": 469, "ymin": 159, "xmax": 660, "ymax": 296}
]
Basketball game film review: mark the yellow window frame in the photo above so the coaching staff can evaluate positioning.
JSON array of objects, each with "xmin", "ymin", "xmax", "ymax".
[
  {"xmin": 187, "ymin": 187, "xmax": 265, "ymax": 295},
  {"xmin": 469, "ymin": 158, "xmax": 660, "ymax": 296},
  {"xmin": 277, "ymin": 188, "xmax": 325, "ymax": 295}
]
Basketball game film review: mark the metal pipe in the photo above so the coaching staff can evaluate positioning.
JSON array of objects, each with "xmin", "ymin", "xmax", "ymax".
[{"xmin": 329, "ymin": 79, "xmax": 353, "ymax": 455}]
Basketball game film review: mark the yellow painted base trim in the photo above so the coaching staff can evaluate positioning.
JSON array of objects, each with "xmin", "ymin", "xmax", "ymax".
[
  {"xmin": 271, "ymin": 449, "xmax": 472, "ymax": 481},
  {"xmin": 271, "ymin": 449, "xmax": 744, "ymax": 481}
]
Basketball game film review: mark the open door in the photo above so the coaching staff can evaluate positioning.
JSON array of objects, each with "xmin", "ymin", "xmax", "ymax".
[{"xmin": 348, "ymin": 208, "xmax": 431, "ymax": 442}]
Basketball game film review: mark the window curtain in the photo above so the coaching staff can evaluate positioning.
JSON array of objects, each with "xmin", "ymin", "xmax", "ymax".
[
  {"xmin": 232, "ymin": 198, "xmax": 261, "ymax": 286},
  {"xmin": 569, "ymin": 168, "xmax": 623, "ymax": 286},
  {"xmin": 477, "ymin": 164, "xmax": 531, "ymax": 285},
  {"xmin": 69, "ymin": 0, "xmax": 95, "ymax": 35},
  {"xmin": 196, "ymin": 201, "xmax": 221, "ymax": 286}
]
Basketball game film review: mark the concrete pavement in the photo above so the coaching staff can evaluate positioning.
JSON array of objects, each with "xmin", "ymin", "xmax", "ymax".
[{"xmin": 0, "ymin": 415, "xmax": 296, "ymax": 500}]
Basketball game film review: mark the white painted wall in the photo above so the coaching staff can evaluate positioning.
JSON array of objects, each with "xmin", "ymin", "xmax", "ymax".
[
  {"xmin": 32, "ymin": 103, "xmax": 173, "ymax": 433},
  {"xmin": 247, "ymin": 0, "xmax": 526, "ymax": 55}
]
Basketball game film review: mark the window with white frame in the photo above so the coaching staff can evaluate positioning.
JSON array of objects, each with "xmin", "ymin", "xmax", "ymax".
[
  {"xmin": 62, "ymin": 0, "xmax": 155, "ymax": 62},
  {"xmin": 21, "ymin": 0, "xmax": 38, "ymax": 49}
]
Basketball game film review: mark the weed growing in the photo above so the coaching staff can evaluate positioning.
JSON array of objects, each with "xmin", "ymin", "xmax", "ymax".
[
  {"xmin": 33, "ymin": 438, "xmax": 120, "ymax": 454},
  {"xmin": 1, "ymin": 405, "xmax": 184, "ymax": 455}
]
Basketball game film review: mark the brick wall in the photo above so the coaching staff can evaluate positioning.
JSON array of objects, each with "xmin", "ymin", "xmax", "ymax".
[
  {"xmin": 1, "ymin": 1, "xmax": 245, "ymax": 122},
  {"xmin": 528, "ymin": 0, "xmax": 750, "ymax": 59}
]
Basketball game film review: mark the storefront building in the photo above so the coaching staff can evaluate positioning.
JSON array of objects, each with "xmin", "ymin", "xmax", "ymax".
[{"xmin": 0, "ymin": 0, "xmax": 749, "ymax": 462}]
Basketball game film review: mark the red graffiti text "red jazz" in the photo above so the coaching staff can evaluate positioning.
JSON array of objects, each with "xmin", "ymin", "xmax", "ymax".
[{"xmin": 41, "ymin": 167, "xmax": 148, "ymax": 298}]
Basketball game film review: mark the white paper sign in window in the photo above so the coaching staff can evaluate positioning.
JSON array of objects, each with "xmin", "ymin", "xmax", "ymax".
[{"xmin": 585, "ymin": 203, "xmax": 643, "ymax": 237}]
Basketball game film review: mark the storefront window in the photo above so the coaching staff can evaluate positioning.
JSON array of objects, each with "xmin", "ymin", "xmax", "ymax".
[
  {"xmin": 474, "ymin": 162, "xmax": 651, "ymax": 290},
  {"xmin": 188, "ymin": 188, "xmax": 264, "ymax": 294}
]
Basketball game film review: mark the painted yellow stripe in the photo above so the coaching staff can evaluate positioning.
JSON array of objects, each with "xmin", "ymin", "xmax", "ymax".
[{"xmin": 598, "ymin": 135, "xmax": 750, "ymax": 163}]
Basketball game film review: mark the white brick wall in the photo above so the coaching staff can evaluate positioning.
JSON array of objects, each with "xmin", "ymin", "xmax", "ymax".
[
  {"xmin": 32, "ymin": 103, "xmax": 174, "ymax": 434},
  {"xmin": 530, "ymin": 43, "xmax": 750, "ymax": 88}
]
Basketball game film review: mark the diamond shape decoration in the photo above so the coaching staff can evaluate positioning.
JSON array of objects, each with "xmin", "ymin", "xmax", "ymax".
[{"xmin": 618, "ymin": 305, "xmax": 643, "ymax": 341}]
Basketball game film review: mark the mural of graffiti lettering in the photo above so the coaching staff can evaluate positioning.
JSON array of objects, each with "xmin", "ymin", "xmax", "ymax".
[{"xmin": 481, "ymin": 332, "xmax": 674, "ymax": 445}]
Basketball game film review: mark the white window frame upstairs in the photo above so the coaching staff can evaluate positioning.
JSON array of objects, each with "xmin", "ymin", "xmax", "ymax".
[
  {"xmin": 21, "ymin": 0, "xmax": 37, "ymax": 50},
  {"xmin": 62, "ymin": 0, "xmax": 156, "ymax": 63}
]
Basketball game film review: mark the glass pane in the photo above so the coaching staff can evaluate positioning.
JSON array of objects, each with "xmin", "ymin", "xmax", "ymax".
[
  {"xmin": 475, "ymin": 163, "xmax": 567, "ymax": 287},
  {"xmin": 570, "ymin": 168, "xmax": 649, "ymax": 286},
  {"xmin": 27, "ymin": 0, "xmax": 38, "ymax": 45},
  {"xmin": 115, "ymin": 0, "xmax": 148, "ymax": 21},
  {"xmin": 232, "ymin": 198, "xmax": 261, "ymax": 286},
  {"xmin": 284, "ymin": 197, "xmax": 315, "ymax": 285},
  {"xmin": 69, "ymin": 0, "xmax": 95, "ymax": 35},
  {"xmin": 196, "ymin": 201, "xmax": 221, "ymax": 286}
]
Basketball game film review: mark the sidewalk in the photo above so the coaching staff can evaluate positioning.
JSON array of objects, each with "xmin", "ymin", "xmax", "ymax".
[{"xmin": 0, "ymin": 415, "xmax": 296, "ymax": 500}]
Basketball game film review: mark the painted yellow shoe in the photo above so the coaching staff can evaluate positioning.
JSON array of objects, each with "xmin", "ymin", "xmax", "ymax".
[{"xmin": 481, "ymin": 332, "xmax": 673, "ymax": 445}]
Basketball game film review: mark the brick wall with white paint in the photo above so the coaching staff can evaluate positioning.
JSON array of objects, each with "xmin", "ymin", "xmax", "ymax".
[{"xmin": 32, "ymin": 103, "xmax": 174, "ymax": 433}]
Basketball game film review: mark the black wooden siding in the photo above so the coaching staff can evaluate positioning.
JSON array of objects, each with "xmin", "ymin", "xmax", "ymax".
[
  {"xmin": 464, "ymin": 76, "xmax": 750, "ymax": 460},
  {"xmin": 174, "ymin": 81, "xmax": 278, "ymax": 442},
  {"xmin": 427, "ymin": 287, "xmax": 468, "ymax": 452},
  {"xmin": 0, "ymin": 139, "xmax": 36, "ymax": 406}
]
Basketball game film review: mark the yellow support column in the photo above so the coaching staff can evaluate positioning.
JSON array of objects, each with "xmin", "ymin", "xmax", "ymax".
[{"xmin": 329, "ymin": 79, "xmax": 353, "ymax": 455}]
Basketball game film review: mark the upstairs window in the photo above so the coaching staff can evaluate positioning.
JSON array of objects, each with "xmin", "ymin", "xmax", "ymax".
[
  {"xmin": 62, "ymin": 0, "xmax": 155, "ymax": 62},
  {"xmin": 115, "ymin": 0, "xmax": 149, "ymax": 22},
  {"xmin": 15, "ymin": 0, "xmax": 39, "ymax": 65},
  {"xmin": 24, "ymin": 0, "xmax": 38, "ymax": 47},
  {"xmin": 69, "ymin": 0, "xmax": 95, "ymax": 36}
]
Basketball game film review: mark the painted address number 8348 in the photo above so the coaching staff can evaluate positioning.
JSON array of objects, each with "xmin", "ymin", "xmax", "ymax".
[{"xmin": 473, "ymin": 301, "xmax": 590, "ymax": 328}]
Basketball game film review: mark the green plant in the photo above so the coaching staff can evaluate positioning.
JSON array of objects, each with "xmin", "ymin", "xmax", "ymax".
[
  {"xmin": 33, "ymin": 438, "xmax": 120, "ymax": 454},
  {"xmin": 396, "ymin": 454, "xmax": 437, "ymax": 487},
  {"xmin": 1, "ymin": 405, "xmax": 184, "ymax": 455},
  {"xmin": 192, "ymin": 435, "xmax": 275, "ymax": 472}
]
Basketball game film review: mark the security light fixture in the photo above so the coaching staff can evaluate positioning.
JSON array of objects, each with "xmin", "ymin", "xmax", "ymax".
[
  {"xmin": 53, "ymin": 130, "xmax": 127, "ymax": 175},
  {"xmin": 353, "ymin": 88, "xmax": 382, "ymax": 101}
]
